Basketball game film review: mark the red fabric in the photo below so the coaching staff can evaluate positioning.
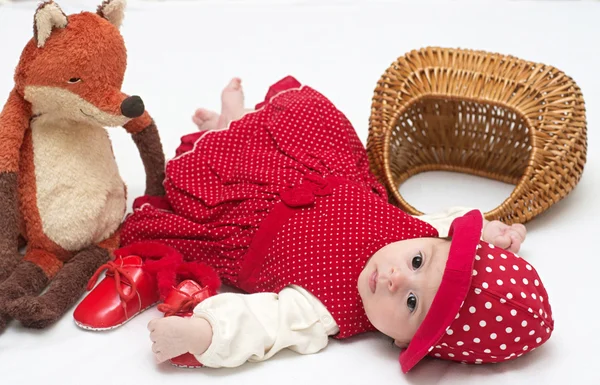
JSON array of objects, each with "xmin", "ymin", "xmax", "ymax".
[
  {"xmin": 120, "ymin": 76, "xmax": 439, "ymax": 339},
  {"xmin": 400, "ymin": 211, "xmax": 554, "ymax": 372},
  {"xmin": 112, "ymin": 241, "xmax": 185, "ymax": 300},
  {"xmin": 132, "ymin": 195, "xmax": 172, "ymax": 212}
]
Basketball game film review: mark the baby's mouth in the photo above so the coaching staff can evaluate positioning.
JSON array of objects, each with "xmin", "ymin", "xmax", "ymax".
[{"xmin": 369, "ymin": 269, "xmax": 378, "ymax": 294}]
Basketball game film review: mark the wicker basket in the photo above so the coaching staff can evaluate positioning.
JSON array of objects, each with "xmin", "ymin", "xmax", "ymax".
[{"xmin": 367, "ymin": 47, "xmax": 587, "ymax": 224}]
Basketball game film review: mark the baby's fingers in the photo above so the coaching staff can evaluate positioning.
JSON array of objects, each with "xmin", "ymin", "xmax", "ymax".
[
  {"xmin": 154, "ymin": 349, "xmax": 170, "ymax": 364},
  {"xmin": 511, "ymin": 224, "xmax": 527, "ymax": 241},
  {"xmin": 492, "ymin": 233, "xmax": 512, "ymax": 250},
  {"xmin": 507, "ymin": 234, "xmax": 522, "ymax": 254},
  {"xmin": 154, "ymin": 348, "xmax": 170, "ymax": 364},
  {"xmin": 155, "ymin": 353, "xmax": 169, "ymax": 364},
  {"xmin": 148, "ymin": 318, "xmax": 160, "ymax": 332},
  {"xmin": 151, "ymin": 338, "xmax": 171, "ymax": 363}
]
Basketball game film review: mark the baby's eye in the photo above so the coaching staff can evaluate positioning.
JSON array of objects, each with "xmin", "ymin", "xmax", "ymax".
[
  {"xmin": 412, "ymin": 253, "xmax": 423, "ymax": 269},
  {"xmin": 68, "ymin": 78, "xmax": 82, "ymax": 84},
  {"xmin": 407, "ymin": 293, "xmax": 417, "ymax": 312}
]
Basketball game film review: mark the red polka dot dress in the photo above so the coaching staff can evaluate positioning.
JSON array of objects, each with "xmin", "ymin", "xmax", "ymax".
[{"xmin": 121, "ymin": 76, "xmax": 439, "ymax": 338}]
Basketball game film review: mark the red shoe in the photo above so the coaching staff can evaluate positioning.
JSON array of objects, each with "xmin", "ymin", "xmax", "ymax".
[
  {"xmin": 73, "ymin": 241, "xmax": 185, "ymax": 330},
  {"xmin": 159, "ymin": 280, "xmax": 215, "ymax": 317},
  {"xmin": 73, "ymin": 255, "xmax": 159, "ymax": 330},
  {"xmin": 156, "ymin": 263, "xmax": 221, "ymax": 368}
]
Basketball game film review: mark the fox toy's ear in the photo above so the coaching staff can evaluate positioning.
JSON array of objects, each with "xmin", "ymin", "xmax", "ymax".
[
  {"xmin": 33, "ymin": 1, "xmax": 68, "ymax": 48},
  {"xmin": 97, "ymin": 0, "xmax": 126, "ymax": 29}
]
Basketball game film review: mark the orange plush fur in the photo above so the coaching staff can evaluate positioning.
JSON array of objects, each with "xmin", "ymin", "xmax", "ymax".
[{"xmin": 0, "ymin": 0, "xmax": 166, "ymax": 330}]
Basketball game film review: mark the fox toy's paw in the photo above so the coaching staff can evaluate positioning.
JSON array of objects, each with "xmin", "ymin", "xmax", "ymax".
[
  {"xmin": 0, "ymin": 280, "xmax": 30, "ymax": 312},
  {"xmin": 0, "ymin": 272, "xmax": 35, "ymax": 332},
  {"xmin": 6, "ymin": 296, "xmax": 60, "ymax": 329},
  {"xmin": 0, "ymin": 311, "xmax": 10, "ymax": 333},
  {"xmin": 0, "ymin": 261, "xmax": 49, "ymax": 312}
]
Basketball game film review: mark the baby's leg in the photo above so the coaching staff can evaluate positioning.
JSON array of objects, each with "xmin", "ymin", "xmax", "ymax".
[{"xmin": 217, "ymin": 78, "xmax": 245, "ymax": 129}]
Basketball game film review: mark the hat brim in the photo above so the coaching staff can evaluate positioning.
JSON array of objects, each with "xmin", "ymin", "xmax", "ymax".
[{"xmin": 399, "ymin": 209, "xmax": 483, "ymax": 373}]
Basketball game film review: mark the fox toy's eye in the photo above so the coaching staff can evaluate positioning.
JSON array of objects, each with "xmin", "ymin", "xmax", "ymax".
[{"xmin": 68, "ymin": 78, "xmax": 82, "ymax": 84}]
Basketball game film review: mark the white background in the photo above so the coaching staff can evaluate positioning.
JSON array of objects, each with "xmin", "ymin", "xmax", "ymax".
[{"xmin": 0, "ymin": 0, "xmax": 598, "ymax": 384}]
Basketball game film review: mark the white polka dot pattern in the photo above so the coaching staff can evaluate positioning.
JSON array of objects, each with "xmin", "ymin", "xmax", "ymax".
[
  {"xmin": 120, "ymin": 78, "xmax": 439, "ymax": 339},
  {"xmin": 258, "ymin": 182, "xmax": 437, "ymax": 338},
  {"xmin": 428, "ymin": 242, "xmax": 554, "ymax": 365}
]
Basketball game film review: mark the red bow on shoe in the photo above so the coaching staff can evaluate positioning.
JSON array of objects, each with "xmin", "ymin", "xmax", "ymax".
[
  {"xmin": 155, "ymin": 262, "xmax": 221, "ymax": 316},
  {"xmin": 86, "ymin": 260, "xmax": 138, "ymax": 302}
]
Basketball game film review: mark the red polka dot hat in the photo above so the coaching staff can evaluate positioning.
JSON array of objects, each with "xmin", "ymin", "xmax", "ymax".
[{"xmin": 399, "ymin": 210, "xmax": 554, "ymax": 373}]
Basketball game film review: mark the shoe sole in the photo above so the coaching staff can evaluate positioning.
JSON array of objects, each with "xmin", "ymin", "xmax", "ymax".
[
  {"xmin": 73, "ymin": 301, "xmax": 158, "ymax": 331},
  {"xmin": 170, "ymin": 362, "xmax": 202, "ymax": 369}
]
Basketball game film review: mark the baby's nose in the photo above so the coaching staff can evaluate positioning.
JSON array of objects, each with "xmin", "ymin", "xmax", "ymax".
[{"xmin": 388, "ymin": 268, "xmax": 407, "ymax": 292}]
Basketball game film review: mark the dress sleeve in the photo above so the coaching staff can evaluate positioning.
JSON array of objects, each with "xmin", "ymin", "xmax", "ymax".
[
  {"xmin": 191, "ymin": 285, "xmax": 339, "ymax": 368},
  {"xmin": 415, "ymin": 206, "xmax": 481, "ymax": 238}
]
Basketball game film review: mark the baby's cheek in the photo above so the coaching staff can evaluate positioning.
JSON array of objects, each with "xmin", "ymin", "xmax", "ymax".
[
  {"xmin": 383, "ymin": 304, "xmax": 415, "ymax": 342},
  {"xmin": 367, "ymin": 300, "xmax": 396, "ymax": 336}
]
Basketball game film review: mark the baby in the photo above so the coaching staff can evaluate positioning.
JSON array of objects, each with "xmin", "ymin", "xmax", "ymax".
[{"xmin": 116, "ymin": 77, "xmax": 551, "ymax": 372}]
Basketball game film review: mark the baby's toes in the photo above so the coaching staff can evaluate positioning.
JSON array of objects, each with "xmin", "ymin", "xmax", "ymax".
[
  {"xmin": 224, "ymin": 77, "xmax": 242, "ymax": 92},
  {"xmin": 193, "ymin": 109, "xmax": 219, "ymax": 131},
  {"xmin": 194, "ymin": 108, "xmax": 218, "ymax": 122}
]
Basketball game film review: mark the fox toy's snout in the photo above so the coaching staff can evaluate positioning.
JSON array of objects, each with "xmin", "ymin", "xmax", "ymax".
[{"xmin": 121, "ymin": 96, "xmax": 145, "ymax": 119}]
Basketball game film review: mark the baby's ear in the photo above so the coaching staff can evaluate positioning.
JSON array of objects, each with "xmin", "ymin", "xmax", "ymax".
[{"xmin": 394, "ymin": 340, "xmax": 409, "ymax": 349}]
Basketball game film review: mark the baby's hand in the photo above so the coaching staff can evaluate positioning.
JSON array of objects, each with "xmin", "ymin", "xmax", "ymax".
[
  {"xmin": 482, "ymin": 220, "xmax": 527, "ymax": 253},
  {"xmin": 147, "ymin": 316, "xmax": 213, "ymax": 363}
]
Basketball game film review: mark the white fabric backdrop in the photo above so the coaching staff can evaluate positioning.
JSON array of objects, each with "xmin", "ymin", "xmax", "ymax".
[{"xmin": 0, "ymin": 0, "xmax": 598, "ymax": 384}]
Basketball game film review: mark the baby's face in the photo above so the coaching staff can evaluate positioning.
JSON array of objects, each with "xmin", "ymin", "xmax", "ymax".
[{"xmin": 358, "ymin": 237, "xmax": 451, "ymax": 347}]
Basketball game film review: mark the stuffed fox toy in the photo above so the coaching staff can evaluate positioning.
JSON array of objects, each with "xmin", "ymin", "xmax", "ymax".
[{"xmin": 0, "ymin": 0, "xmax": 166, "ymax": 331}]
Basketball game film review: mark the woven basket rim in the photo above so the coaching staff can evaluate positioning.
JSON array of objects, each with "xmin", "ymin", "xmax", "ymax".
[{"xmin": 368, "ymin": 46, "xmax": 587, "ymax": 222}]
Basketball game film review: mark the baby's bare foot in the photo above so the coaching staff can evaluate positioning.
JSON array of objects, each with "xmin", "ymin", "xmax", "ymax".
[
  {"xmin": 192, "ymin": 108, "xmax": 219, "ymax": 131},
  {"xmin": 218, "ymin": 78, "xmax": 245, "ymax": 128}
]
